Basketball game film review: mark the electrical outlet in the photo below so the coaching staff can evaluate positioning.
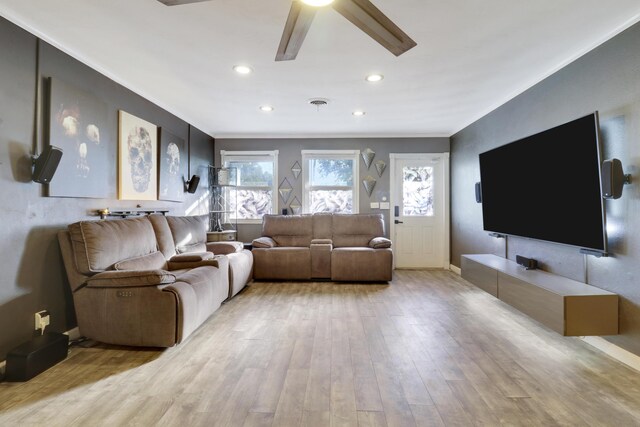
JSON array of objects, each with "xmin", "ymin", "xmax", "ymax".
[{"xmin": 35, "ymin": 310, "xmax": 50, "ymax": 331}]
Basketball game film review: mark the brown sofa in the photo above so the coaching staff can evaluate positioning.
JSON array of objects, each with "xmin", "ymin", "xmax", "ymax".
[
  {"xmin": 58, "ymin": 214, "xmax": 253, "ymax": 347},
  {"xmin": 252, "ymin": 213, "xmax": 393, "ymax": 282}
]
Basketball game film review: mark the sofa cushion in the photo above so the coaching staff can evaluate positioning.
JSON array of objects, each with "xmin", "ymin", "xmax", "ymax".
[
  {"xmin": 115, "ymin": 251, "xmax": 167, "ymax": 271},
  {"xmin": 369, "ymin": 237, "xmax": 392, "ymax": 249},
  {"xmin": 252, "ymin": 237, "xmax": 277, "ymax": 248},
  {"xmin": 166, "ymin": 215, "xmax": 208, "ymax": 253},
  {"xmin": 86, "ymin": 269, "xmax": 176, "ymax": 288},
  {"xmin": 332, "ymin": 214, "xmax": 385, "ymax": 248},
  {"xmin": 69, "ymin": 216, "xmax": 158, "ymax": 274},
  {"xmin": 312, "ymin": 213, "xmax": 333, "ymax": 240},
  {"xmin": 206, "ymin": 241, "xmax": 244, "ymax": 254},
  {"xmin": 148, "ymin": 214, "xmax": 177, "ymax": 259},
  {"xmin": 262, "ymin": 215, "xmax": 313, "ymax": 247}
]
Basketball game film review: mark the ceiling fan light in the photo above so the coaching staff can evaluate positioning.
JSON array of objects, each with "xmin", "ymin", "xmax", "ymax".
[
  {"xmin": 300, "ymin": 0, "xmax": 335, "ymax": 6},
  {"xmin": 353, "ymin": 111, "xmax": 366, "ymax": 117},
  {"xmin": 259, "ymin": 105, "xmax": 274, "ymax": 112}
]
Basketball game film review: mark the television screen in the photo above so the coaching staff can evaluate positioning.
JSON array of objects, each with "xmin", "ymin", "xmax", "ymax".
[{"xmin": 479, "ymin": 112, "xmax": 607, "ymax": 252}]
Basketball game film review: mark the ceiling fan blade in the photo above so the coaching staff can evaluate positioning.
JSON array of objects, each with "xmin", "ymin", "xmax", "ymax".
[
  {"xmin": 156, "ymin": 0, "xmax": 213, "ymax": 6},
  {"xmin": 276, "ymin": 2, "xmax": 317, "ymax": 62},
  {"xmin": 332, "ymin": 0, "xmax": 416, "ymax": 56}
]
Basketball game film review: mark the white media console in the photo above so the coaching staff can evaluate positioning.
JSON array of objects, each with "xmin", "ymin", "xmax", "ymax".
[{"xmin": 461, "ymin": 254, "xmax": 618, "ymax": 336}]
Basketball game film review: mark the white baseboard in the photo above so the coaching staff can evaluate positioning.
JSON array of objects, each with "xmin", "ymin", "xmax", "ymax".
[
  {"xmin": 449, "ymin": 264, "xmax": 461, "ymax": 275},
  {"xmin": 581, "ymin": 336, "xmax": 640, "ymax": 373}
]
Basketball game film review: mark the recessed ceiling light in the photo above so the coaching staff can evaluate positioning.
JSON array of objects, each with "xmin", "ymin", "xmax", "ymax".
[
  {"xmin": 365, "ymin": 74, "xmax": 384, "ymax": 82},
  {"xmin": 233, "ymin": 65, "xmax": 253, "ymax": 75},
  {"xmin": 259, "ymin": 105, "xmax": 274, "ymax": 112},
  {"xmin": 353, "ymin": 111, "xmax": 366, "ymax": 117},
  {"xmin": 301, "ymin": 0, "xmax": 335, "ymax": 6}
]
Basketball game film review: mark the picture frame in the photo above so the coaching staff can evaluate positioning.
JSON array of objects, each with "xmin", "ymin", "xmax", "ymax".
[
  {"xmin": 118, "ymin": 110, "xmax": 158, "ymax": 200},
  {"xmin": 158, "ymin": 128, "xmax": 187, "ymax": 202},
  {"xmin": 48, "ymin": 78, "xmax": 113, "ymax": 198}
]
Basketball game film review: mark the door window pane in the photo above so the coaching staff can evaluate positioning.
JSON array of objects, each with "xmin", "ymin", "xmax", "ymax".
[
  {"xmin": 310, "ymin": 190, "xmax": 353, "ymax": 213},
  {"xmin": 403, "ymin": 166, "xmax": 434, "ymax": 216}
]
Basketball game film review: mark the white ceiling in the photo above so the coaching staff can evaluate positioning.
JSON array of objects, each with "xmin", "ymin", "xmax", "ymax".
[{"xmin": 1, "ymin": 0, "xmax": 640, "ymax": 138}]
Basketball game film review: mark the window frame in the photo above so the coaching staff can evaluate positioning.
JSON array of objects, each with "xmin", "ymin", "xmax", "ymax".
[
  {"xmin": 220, "ymin": 150, "xmax": 279, "ymax": 224},
  {"xmin": 301, "ymin": 149, "xmax": 360, "ymax": 214}
]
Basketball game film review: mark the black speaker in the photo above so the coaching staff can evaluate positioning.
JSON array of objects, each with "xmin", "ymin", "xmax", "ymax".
[
  {"xmin": 5, "ymin": 333, "xmax": 68, "ymax": 382},
  {"xmin": 516, "ymin": 255, "xmax": 538, "ymax": 270},
  {"xmin": 282, "ymin": 208, "xmax": 288, "ymax": 215},
  {"xmin": 32, "ymin": 145, "xmax": 63, "ymax": 183},
  {"xmin": 602, "ymin": 158, "xmax": 629, "ymax": 199},
  {"xmin": 186, "ymin": 175, "xmax": 200, "ymax": 194},
  {"xmin": 475, "ymin": 182, "xmax": 482, "ymax": 203}
]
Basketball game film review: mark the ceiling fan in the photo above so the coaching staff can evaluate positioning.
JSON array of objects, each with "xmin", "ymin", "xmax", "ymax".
[{"xmin": 157, "ymin": 0, "xmax": 417, "ymax": 61}]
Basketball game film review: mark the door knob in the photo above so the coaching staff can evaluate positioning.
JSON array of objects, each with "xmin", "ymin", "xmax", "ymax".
[{"xmin": 394, "ymin": 220, "xmax": 404, "ymax": 224}]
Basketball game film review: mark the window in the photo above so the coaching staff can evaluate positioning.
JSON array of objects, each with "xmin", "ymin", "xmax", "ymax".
[
  {"xmin": 221, "ymin": 150, "xmax": 278, "ymax": 223},
  {"xmin": 403, "ymin": 166, "xmax": 434, "ymax": 216},
  {"xmin": 302, "ymin": 150, "xmax": 359, "ymax": 214}
]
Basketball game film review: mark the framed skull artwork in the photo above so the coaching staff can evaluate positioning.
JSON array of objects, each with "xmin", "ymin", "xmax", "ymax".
[
  {"xmin": 48, "ymin": 78, "xmax": 113, "ymax": 198},
  {"xmin": 118, "ymin": 110, "xmax": 158, "ymax": 200},
  {"xmin": 158, "ymin": 128, "xmax": 187, "ymax": 202}
]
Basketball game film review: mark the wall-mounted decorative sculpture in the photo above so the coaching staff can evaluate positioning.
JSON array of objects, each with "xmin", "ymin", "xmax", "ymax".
[
  {"xmin": 361, "ymin": 148, "xmax": 375, "ymax": 170},
  {"xmin": 291, "ymin": 161, "xmax": 302, "ymax": 180},
  {"xmin": 278, "ymin": 177, "xmax": 293, "ymax": 204},
  {"xmin": 374, "ymin": 160, "xmax": 386, "ymax": 177},
  {"xmin": 289, "ymin": 196, "xmax": 302, "ymax": 215},
  {"xmin": 362, "ymin": 175, "xmax": 376, "ymax": 197}
]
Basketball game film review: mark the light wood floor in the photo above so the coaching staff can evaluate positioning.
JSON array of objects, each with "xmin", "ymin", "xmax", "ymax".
[{"xmin": 1, "ymin": 270, "xmax": 640, "ymax": 426}]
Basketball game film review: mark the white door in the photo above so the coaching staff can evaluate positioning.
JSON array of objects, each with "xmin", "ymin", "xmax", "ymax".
[{"xmin": 390, "ymin": 153, "xmax": 450, "ymax": 269}]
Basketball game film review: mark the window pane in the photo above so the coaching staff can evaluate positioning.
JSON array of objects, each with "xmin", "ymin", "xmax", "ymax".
[
  {"xmin": 227, "ymin": 161, "xmax": 273, "ymax": 187},
  {"xmin": 230, "ymin": 189, "xmax": 273, "ymax": 220},
  {"xmin": 310, "ymin": 190, "xmax": 353, "ymax": 213},
  {"xmin": 309, "ymin": 159, "xmax": 353, "ymax": 186},
  {"xmin": 403, "ymin": 166, "xmax": 434, "ymax": 216}
]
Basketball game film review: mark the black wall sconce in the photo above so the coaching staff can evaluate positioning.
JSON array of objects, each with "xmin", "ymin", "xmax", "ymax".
[
  {"xmin": 186, "ymin": 175, "xmax": 200, "ymax": 194},
  {"xmin": 32, "ymin": 145, "xmax": 63, "ymax": 184}
]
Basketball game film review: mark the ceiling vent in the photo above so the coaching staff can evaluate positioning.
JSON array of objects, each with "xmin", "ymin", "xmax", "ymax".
[{"xmin": 308, "ymin": 98, "xmax": 330, "ymax": 111}]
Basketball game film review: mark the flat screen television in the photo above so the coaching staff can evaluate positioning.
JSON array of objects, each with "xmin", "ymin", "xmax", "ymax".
[{"xmin": 479, "ymin": 112, "xmax": 607, "ymax": 252}]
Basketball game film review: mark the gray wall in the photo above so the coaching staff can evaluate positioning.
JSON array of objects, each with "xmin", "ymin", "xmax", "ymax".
[
  {"xmin": 215, "ymin": 138, "xmax": 449, "ymax": 242},
  {"xmin": 451, "ymin": 22, "xmax": 640, "ymax": 355},
  {"xmin": 0, "ymin": 17, "xmax": 213, "ymax": 360}
]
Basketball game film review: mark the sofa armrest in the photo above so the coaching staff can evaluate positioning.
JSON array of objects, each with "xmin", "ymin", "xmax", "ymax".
[
  {"xmin": 167, "ymin": 255, "xmax": 224, "ymax": 271},
  {"xmin": 206, "ymin": 241, "xmax": 244, "ymax": 255},
  {"xmin": 86, "ymin": 270, "xmax": 176, "ymax": 288},
  {"xmin": 252, "ymin": 237, "xmax": 277, "ymax": 248},
  {"xmin": 311, "ymin": 238, "xmax": 333, "ymax": 246},
  {"xmin": 369, "ymin": 237, "xmax": 392, "ymax": 249},
  {"xmin": 169, "ymin": 252, "xmax": 214, "ymax": 262}
]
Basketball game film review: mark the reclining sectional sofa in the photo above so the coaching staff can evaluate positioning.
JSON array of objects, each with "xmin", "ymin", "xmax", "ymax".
[
  {"xmin": 58, "ymin": 214, "xmax": 252, "ymax": 347},
  {"xmin": 252, "ymin": 213, "xmax": 393, "ymax": 282}
]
